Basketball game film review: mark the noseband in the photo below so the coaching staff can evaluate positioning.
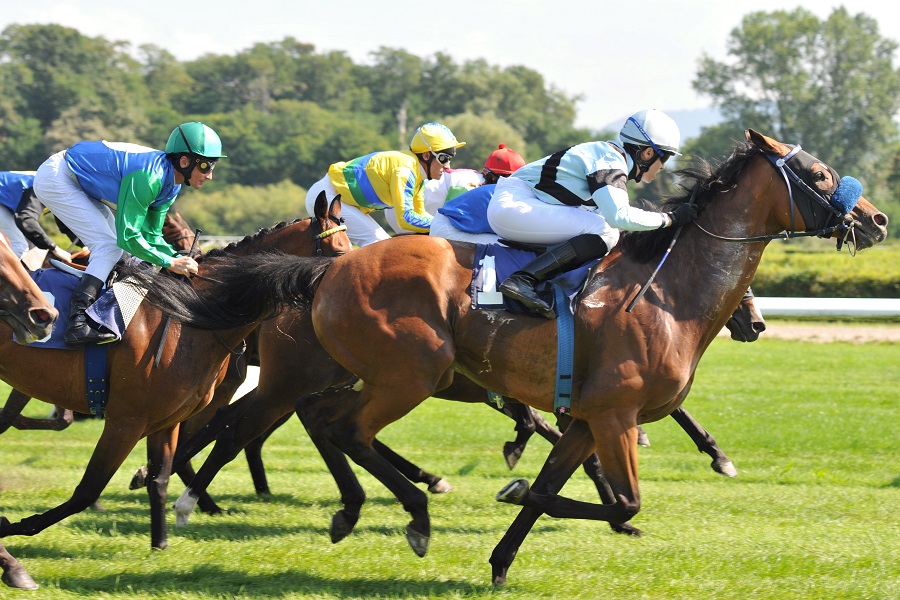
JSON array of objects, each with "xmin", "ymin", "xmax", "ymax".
[{"xmin": 693, "ymin": 146, "xmax": 858, "ymax": 251}]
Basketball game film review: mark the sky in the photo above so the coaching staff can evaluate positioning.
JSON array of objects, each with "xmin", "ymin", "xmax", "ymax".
[{"xmin": 1, "ymin": 0, "xmax": 899, "ymax": 133}]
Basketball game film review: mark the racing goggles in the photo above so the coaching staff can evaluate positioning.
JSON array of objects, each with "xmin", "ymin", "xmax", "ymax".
[
  {"xmin": 431, "ymin": 148, "xmax": 455, "ymax": 165},
  {"xmin": 194, "ymin": 157, "xmax": 218, "ymax": 174}
]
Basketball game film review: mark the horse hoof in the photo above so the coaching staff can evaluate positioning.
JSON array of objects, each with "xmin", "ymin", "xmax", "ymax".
[
  {"xmin": 636, "ymin": 430, "xmax": 651, "ymax": 447},
  {"xmin": 491, "ymin": 568, "xmax": 508, "ymax": 586},
  {"xmin": 496, "ymin": 479, "xmax": 529, "ymax": 505},
  {"xmin": 90, "ymin": 501, "xmax": 106, "ymax": 512},
  {"xmin": 609, "ymin": 521, "xmax": 643, "ymax": 537},
  {"xmin": 129, "ymin": 465, "xmax": 149, "ymax": 490},
  {"xmin": 428, "ymin": 479, "xmax": 452, "ymax": 494},
  {"xmin": 712, "ymin": 459, "xmax": 738, "ymax": 478},
  {"xmin": 405, "ymin": 524, "xmax": 429, "ymax": 557},
  {"xmin": 2, "ymin": 567, "xmax": 39, "ymax": 591},
  {"xmin": 330, "ymin": 512, "xmax": 355, "ymax": 544},
  {"xmin": 502, "ymin": 442, "xmax": 525, "ymax": 470},
  {"xmin": 0, "ymin": 516, "xmax": 10, "ymax": 536}
]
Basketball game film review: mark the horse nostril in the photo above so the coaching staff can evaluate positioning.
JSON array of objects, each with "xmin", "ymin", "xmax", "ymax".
[
  {"xmin": 874, "ymin": 212, "xmax": 888, "ymax": 227},
  {"xmin": 754, "ymin": 322, "xmax": 767, "ymax": 333}
]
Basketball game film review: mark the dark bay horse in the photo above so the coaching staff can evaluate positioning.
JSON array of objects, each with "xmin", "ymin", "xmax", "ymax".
[
  {"xmin": 132, "ymin": 129, "xmax": 888, "ymax": 584},
  {"xmin": 0, "ymin": 194, "xmax": 349, "ymax": 553},
  {"xmin": 0, "ymin": 233, "xmax": 58, "ymax": 591}
]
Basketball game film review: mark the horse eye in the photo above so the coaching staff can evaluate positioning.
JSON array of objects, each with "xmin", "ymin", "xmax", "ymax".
[{"xmin": 814, "ymin": 171, "xmax": 826, "ymax": 181}]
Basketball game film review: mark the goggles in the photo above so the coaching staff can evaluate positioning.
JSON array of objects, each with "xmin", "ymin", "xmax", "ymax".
[
  {"xmin": 194, "ymin": 157, "xmax": 218, "ymax": 174},
  {"xmin": 431, "ymin": 149, "xmax": 455, "ymax": 165}
]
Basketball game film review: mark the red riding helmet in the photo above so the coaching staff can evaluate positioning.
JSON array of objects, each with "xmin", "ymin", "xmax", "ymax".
[{"xmin": 483, "ymin": 144, "xmax": 526, "ymax": 176}]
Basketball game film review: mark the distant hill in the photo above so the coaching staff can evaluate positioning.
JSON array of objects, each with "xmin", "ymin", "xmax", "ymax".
[{"xmin": 602, "ymin": 107, "xmax": 723, "ymax": 141}]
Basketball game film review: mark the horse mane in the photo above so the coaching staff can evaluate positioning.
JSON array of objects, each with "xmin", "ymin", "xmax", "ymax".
[
  {"xmin": 124, "ymin": 252, "xmax": 334, "ymax": 330},
  {"xmin": 619, "ymin": 141, "xmax": 760, "ymax": 263},
  {"xmin": 200, "ymin": 220, "xmax": 302, "ymax": 263}
]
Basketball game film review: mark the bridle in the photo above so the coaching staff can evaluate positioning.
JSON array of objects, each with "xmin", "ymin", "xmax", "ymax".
[
  {"xmin": 692, "ymin": 145, "xmax": 858, "ymax": 252},
  {"xmin": 310, "ymin": 212, "xmax": 347, "ymax": 256}
]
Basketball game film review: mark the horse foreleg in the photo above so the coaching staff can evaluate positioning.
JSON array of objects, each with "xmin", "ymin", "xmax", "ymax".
[
  {"xmin": 669, "ymin": 407, "xmax": 737, "ymax": 477},
  {"xmin": 244, "ymin": 413, "xmax": 292, "ymax": 495},
  {"xmin": 0, "ymin": 421, "xmax": 142, "ymax": 539},
  {"xmin": 146, "ymin": 425, "xmax": 179, "ymax": 550},
  {"xmin": 371, "ymin": 438, "xmax": 452, "ymax": 493},
  {"xmin": 0, "ymin": 541, "xmax": 38, "ymax": 590},
  {"xmin": 491, "ymin": 418, "xmax": 596, "ymax": 585}
]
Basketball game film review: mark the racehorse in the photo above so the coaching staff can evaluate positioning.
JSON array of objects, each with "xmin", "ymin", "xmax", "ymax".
[
  {"xmin": 0, "ymin": 233, "xmax": 57, "ymax": 591},
  {"xmin": 129, "ymin": 129, "xmax": 888, "ymax": 584},
  {"xmin": 0, "ymin": 193, "xmax": 349, "ymax": 552},
  {"xmin": 168, "ymin": 290, "xmax": 762, "ymax": 531},
  {"xmin": 0, "ymin": 210, "xmax": 199, "ymax": 433}
]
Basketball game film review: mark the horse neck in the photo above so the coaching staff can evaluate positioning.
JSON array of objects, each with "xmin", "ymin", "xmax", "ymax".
[{"xmin": 651, "ymin": 159, "xmax": 785, "ymax": 336}]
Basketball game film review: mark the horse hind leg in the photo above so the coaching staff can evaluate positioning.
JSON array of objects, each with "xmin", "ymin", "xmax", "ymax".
[
  {"xmin": 244, "ymin": 413, "xmax": 292, "ymax": 495},
  {"xmin": 0, "ymin": 541, "xmax": 38, "ymax": 591},
  {"xmin": 669, "ymin": 407, "xmax": 737, "ymax": 477},
  {"xmin": 372, "ymin": 438, "xmax": 452, "ymax": 493}
]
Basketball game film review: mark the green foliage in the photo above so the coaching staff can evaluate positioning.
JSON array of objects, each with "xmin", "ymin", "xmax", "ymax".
[
  {"xmin": 692, "ymin": 7, "xmax": 900, "ymax": 190},
  {"xmin": 754, "ymin": 241, "xmax": 900, "ymax": 297},
  {"xmin": 0, "ymin": 337, "xmax": 898, "ymax": 598},
  {"xmin": 440, "ymin": 112, "xmax": 529, "ymax": 169},
  {"xmin": 175, "ymin": 179, "xmax": 308, "ymax": 236}
]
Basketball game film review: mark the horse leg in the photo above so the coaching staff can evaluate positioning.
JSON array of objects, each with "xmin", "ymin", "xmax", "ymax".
[
  {"xmin": 669, "ymin": 407, "xmax": 737, "ymax": 477},
  {"xmin": 0, "ymin": 391, "xmax": 73, "ymax": 434},
  {"xmin": 490, "ymin": 418, "xmax": 598, "ymax": 585},
  {"xmin": 371, "ymin": 438, "xmax": 452, "ymax": 493},
  {"xmin": 145, "ymin": 425, "xmax": 179, "ymax": 550},
  {"xmin": 174, "ymin": 389, "xmax": 295, "ymax": 527},
  {"xmin": 174, "ymin": 460, "xmax": 222, "ymax": 514},
  {"xmin": 0, "ymin": 421, "xmax": 143, "ymax": 539},
  {"xmin": 243, "ymin": 413, "xmax": 292, "ymax": 495},
  {"xmin": 0, "ymin": 541, "xmax": 38, "ymax": 591},
  {"xmin": 484, "ymin": 400, "xmax": 537, "ymax": 470},
  {"xmin": 296, "ymin": 399, "xmax": 367, "ymax": 544}
]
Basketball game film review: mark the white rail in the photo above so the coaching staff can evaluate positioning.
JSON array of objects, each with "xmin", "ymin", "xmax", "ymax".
[{"xmin": 755, "ymin": 297, "xmax": 900, "ymax": 317}]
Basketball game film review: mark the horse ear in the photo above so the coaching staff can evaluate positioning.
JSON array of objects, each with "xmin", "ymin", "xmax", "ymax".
[
  {"xmin": 314, "ymin": 190, "xmax": 329, "ymax": 219},
  {"xmin": 330, "ymin": 194, "xmax": 342, "ymax": 218},
  {"xmin": 745, "ymin": 129, "xmax": 790, "ymax": 156}
]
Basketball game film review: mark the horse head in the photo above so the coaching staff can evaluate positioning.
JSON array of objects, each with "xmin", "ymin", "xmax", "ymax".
[
  {"xmin": 0, "ymin": 234, "xmax": 57, "ymax": 343},
  {"xmin": 746, "ymin": 129, "xmax": 888, "ymax": 250},
  {"xmin": 724, "ymin": 287, "xmax": 766, "ymax": 342}
]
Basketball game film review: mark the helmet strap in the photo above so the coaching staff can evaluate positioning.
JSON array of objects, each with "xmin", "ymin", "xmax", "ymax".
[
  {"xmin": 626, "ymin": 145, "xmax": 653, "ymax": 183},
  {"xmin": 419, "ymin": 153, "xmax": 439, "ymax": 180},
  {"xmin": 172, "ymin": 154, "xmax": 195, "ymax": 183}
]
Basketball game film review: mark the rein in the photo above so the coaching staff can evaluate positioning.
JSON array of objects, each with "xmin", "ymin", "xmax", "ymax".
[{"xmin": 692, "ymin": 146, "xmax": 856, "ymax": 249}]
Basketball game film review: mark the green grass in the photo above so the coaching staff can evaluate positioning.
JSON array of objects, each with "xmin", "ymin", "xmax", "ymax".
[{"xmin": 1, "ymin": 336, "xmax": 898, "ymax": 598}]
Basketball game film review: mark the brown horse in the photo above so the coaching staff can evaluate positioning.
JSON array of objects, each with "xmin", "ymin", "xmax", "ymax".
[
  {"xmin": 0, "ymin": 210, "xmax": 199, "ymax": 434},
  {"xmin": 132, "ymin": 129, "xmax": 888, "ymax": 584},
  {"xmin": 0, "ymin": 193, "xmax": 349, "ymax": 553},
  {"xmin": 168, "ymin": 289, "xmax": 762, "ymax": 532},
  {"xmin": 0, "ymin": 233, "xmax": 57, "ymax": 591}
]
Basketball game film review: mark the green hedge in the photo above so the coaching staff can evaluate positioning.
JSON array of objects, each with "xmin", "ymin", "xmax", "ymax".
[{"xmin": 753, "ymin": 240, "xmax": 899, "ymax": 298}]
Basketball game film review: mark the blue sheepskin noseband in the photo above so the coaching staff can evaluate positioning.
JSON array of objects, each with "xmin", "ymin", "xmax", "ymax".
[{"xmin": 830, "ymin": 176, "xmax": 862, "ymax": 215}]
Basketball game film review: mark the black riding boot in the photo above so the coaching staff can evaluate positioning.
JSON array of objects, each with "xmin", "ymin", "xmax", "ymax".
[
  {"xmin": 64, "ymin": 274, "xmax": 117, "ymax": 346},
  {"xmin": 499, "ymin": 234, "xmax": 609, "ymax": 319}
]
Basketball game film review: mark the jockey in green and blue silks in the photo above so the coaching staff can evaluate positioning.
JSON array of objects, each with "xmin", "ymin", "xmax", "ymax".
[{"xmin": 33, "ymin": 121, "xmax": 226, "ymax": 345}]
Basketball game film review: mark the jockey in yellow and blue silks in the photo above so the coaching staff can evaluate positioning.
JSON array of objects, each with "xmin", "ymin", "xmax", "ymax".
[
  {"xmin": 33, "ymin": 121, "xmax": 226, "ymax": 345},
  {"xmin": 304, "ymin": 122, "xmax": 465, "ymax": 247}
]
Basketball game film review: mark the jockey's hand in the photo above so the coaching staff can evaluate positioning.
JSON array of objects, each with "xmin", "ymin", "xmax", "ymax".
[
  {"xmin": 51, "ymin": 246, "xmax": 73, "ymax": 263},
  {"xmin": 167, "ymin": 255, "xmax": 198, "ymax": 277},
  {"xmin": 668, "ymin": 204, "xmax": 698, "ymax": 227}
]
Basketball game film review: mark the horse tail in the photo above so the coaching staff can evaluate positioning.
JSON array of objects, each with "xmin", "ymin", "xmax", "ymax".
[{"xmin": 121, "ymin": 252, "xmax": 334, "ymax": 330}]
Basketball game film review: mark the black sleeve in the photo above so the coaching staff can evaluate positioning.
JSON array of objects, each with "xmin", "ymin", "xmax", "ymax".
[{"xmin": 14, "ymin": 188, "xmax": 57, "ymax": 250}]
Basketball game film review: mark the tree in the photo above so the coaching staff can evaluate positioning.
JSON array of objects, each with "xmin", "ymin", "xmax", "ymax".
[{"xmin": 692, "ymin": 7, "xmax": 900, "ymax": 188}]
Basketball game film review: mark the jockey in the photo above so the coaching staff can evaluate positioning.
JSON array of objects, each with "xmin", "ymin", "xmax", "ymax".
[
  {"xmin": 487, "ymin": 108, "xmax": 697, "ymax": 319},
  {"xmin": 429, "ymin": 143, "xmax": 527, "ymax": 244},
  {"xmin": 33, "ymin": 121, "xmax": 226, "ymax": 345},
  {"xmin": 304, "ymin": 122, "xmax": 465, "ymax": 247},
  {"xmin": 0, "ymin": 171, "xmax": 73, "ymax": 263}
]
